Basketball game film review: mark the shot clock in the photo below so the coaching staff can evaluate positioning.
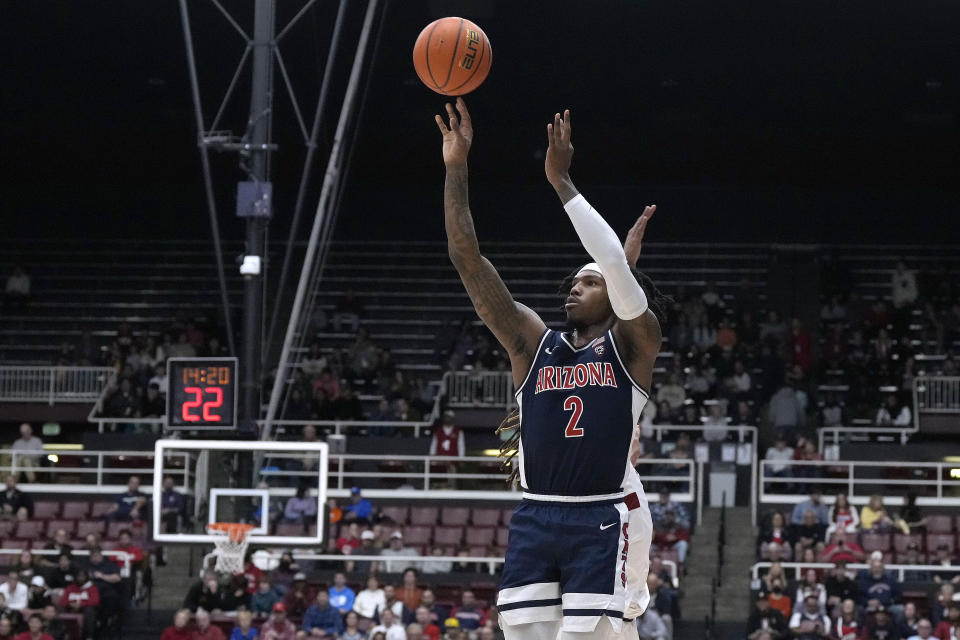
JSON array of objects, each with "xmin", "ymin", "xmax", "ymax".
[{"xmin": 166, "ymin": 358, "xmax": 238, "ymax": 429}]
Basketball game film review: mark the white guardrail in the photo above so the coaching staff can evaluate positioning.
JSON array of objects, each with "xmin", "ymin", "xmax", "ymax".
[
  {"xmin": 817, "ymin": 426, "xmax": 915, "ymax": 449},
  {"xmin": 751, "ymin": 562, "xmax": 960, "ymax": 583},
  {"xmin": 760, "ymin": 459, "xmax": 960, "ymax": 505},
  {"xmin": 914, "ymin": 376, "xmax": 960, "ymax": 413},
  {"xmin": 0, "ymin": 366, "xmax": 114, "ymax": 405},
  {"xmin": 443, "ymin": 371, "xmax": 515, "ymax": 409}
]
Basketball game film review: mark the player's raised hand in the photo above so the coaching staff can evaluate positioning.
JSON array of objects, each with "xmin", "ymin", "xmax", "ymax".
[
  {"xmin": 435, "ymin": 97, "xmax": 473, "ymax": 168},
  {"xmin": 545, "ymin": 109, "xmax": 574, "ymax": 186},
  {"xmin": 623, "ymin": 205, "xmax": 657, "ymax": 266}
]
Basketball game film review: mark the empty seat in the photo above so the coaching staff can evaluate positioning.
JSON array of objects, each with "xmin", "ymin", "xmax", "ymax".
[
  {"xmin": 896, "ymin": 551, "xmax": 927, "ymax": 564},
  {"xmin": 14, "ymin": 521, "xmax": 43, "ymax": 540},
  {"xmin": 90, "ymin": 502, "xmax": 114, "ymax": 518},
  {"xmin": 106, "ymin": 521, "xmax": 130, "ymax": 540},
  {"xmin": 928, "ymin": 515, "xmax": 954, "ymax": 534},
  {"xmin": 433, "ymin": 526, "xmax": 464, "ymax": 546},
  {"xmin": 894, "ymin": 534, "xmax": 925, "ymax": 553},
  {"xmin": 2, "ymin": 539, "xmax": 29, "ymax": 550},
  {"xmin": 380, "ymin": 506, "xmax": 409, "ymax": 525},
  {"xmin": 468, "ymin": 546, "xmax": 488, "ymax": 560},
  {"xmin": 32, "ymin": 502, "xmax": 60, "ymax": 519},
  {"xmin": 409, "ymin": 507, "xmax": 439, "ymax": 526},
  {"xmin": 403, "ymin": 526, "xmax": 432, "ymax": 546},
  {"xmin": 471, "ymin": 508, "xmax": 501, "ymax": 527},
  {"xmin": 495, "ymin": 527, "xmax": 510, "ymax": 547},
  {"xmin": 440, "ymin": 507, "xmax": 470, "ymax": 526},
  {"xmin": 927, "ymin": 534, "xmax": 956, "ymax": 554},
  {"xmin": 861, "ymin": 533, "xmax": 892, "ymax": 552},
  {"xmin": 45, "ymin": 520, "xmax": 76, "ymax": 537},
  {"xmin": 465, "ymin": 527, "xmax": 495, "ymax": 547},
  {"xmin": 0, "ymin": 522, "xmax": 15, "ymax": 539},
  {"xmin": 76, "ymin": 521, "xmax": 106, "ymax": 538},
  {"xmin": 61, "ymin": 502, "xmax": 90, "ymax": 519}
]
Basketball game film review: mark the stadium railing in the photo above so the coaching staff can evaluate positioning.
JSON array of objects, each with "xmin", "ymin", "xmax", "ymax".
[
  {"xmin": 443, "ymin": 371, "xmax": 515, "ymax": 410},
  {"xmin": 218, "ymin": 551, "xmax": 681, "ymax": 587},
  {"xmin": 914, "ymin": 375, "xmax": 960, "ymax": 430},
  {"xmin": 751, "ymin": 561, "xmax": 960, "ymax": 583},
  {"xmin": 817, "ymin": 425, "xmax": 916, "ymax": 449},
  {"xmin": 0, "ymin": 447, "xmax": 193, "ymax": 495},
  {"xmin": 759, "ymin": 459, "xmax": 960, "ymax": 505},
  {"xmin": 0, "ymin": 365, "xmax": 114, "ymax": 405}
]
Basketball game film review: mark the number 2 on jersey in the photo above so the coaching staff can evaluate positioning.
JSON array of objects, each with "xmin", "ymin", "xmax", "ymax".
[{"xmin": 563, "ymin": 395, "xmax": 584, "ymax": 437}]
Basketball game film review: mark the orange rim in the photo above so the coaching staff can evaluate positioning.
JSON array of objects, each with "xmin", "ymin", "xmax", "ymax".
[{"xmin": 207, "ymin": 522, "xmax": 256, "ymax": 543}]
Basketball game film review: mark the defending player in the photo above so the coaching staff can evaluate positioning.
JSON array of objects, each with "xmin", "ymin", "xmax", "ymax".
[{"xmin": 435, "ymin": 99, "xmax": 666, "ymax": 640}]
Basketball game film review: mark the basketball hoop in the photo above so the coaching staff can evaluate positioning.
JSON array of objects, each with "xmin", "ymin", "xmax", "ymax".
[{"xmin": 207, "ymin": 523, "xmax": 255, "ymax": 573}]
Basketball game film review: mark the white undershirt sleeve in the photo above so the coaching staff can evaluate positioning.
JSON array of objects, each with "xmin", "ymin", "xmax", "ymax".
[{"xmin": 564, "ymin": 193, "xmax": 649, "ymax": 320}]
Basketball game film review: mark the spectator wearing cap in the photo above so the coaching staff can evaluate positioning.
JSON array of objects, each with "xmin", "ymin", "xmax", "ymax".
[
  {"xmin": 935, "ymin": 602, "xmax": 960, "ymax": 640},
  {"xmin": 789, "ymin": 594, "xmax": 830, "ymax": 640},
  {"xmin": 747, "ymin": 591, "xmax": 787, "ymax": 640},
  {"xmin": 352, "ymin": 530, "xmax": 380, "ymax": 575},
  {"xmin": 864, "ymin": 604, "xmax": 899, "ymax": 640},
  {"xmin": 858, "ymin": 557, "xmax": 902, "ymax": 615},
  {"xmin": 251, "ymin": 576, "xmax": 282, "ymax": 616},
  {"xmin": 649, "ymin": 489, "xmax": 691, "ymax": 530},
  {"xmin": 791, "ymin": 489, "xmax": 828, "ymax": 527},
  {"xmin": 652, "ymin": 508, "xmax": 690, "ymax": 563},
  {"xmin": 381, "ymin": 531, "xmax": 421, "ymax": 574},
  {"xmin": 301, "ymin": 590, "xmax": 344, "ymax": 638},
  {"xmin": 431, "ymin": 411, "xmax": 465, "ymax": 458},
  {"xmin": 369, "ymin": 608, "xmax": 405, "ymax": 640},
  {"xmin": 343, "ymin": 487, "xmax": 373, "ymax": 524},
  {"xmin": 282, "ymin": 573, "xmax": 314, "ymax": 619},
  {"xmin": 353, "ymin": 575, "xmax": 386, "ymax": 621},
  {"xmin": 193, "ymin": 608, "xmax": 226, "ymax": 640},
  {"xmin": 328, "ymin": 572, "xmax": 355, "ymax": 615},
  {"xmin": 262, "ymin": 602, "xmax": 297, "ymax": 640},
  {"xmin": 397, "ymin": 568, "xmax": 423, "ymax": 611},
  {"xmin": 27, "ymin": 576, "xmax": 50, "ymax": 610}
]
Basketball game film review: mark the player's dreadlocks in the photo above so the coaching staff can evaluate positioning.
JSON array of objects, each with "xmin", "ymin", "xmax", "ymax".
[
  {"xmin": 556, "ymin": 265, "xmax": 671, "ymax": 327},
  {"xmin": 495, "ymin": 268, "xmax": 671, "ymax": 486}
]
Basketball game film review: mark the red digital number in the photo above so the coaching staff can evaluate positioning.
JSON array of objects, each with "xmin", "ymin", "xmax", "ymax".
[
  {"xmin": 563, "ymin": 395, "xmax": 584, "ymax": 438},
  {"xmin": 182, "ymin": 387, "xmax": 203, "ymax": 422},
  {"xmin": 202, "ymin": 386, "xmax": 223, "ymax": 422}
]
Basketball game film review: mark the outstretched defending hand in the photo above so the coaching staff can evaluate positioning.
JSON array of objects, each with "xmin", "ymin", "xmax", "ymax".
[
  {"xmin": 623, "ymin": 205, "xmax": 657, "ymax": 266},
  {"xmin": 545, "ymin": 109, "xmax": 574, "ymax": 186},
  {"xmin": 435, "ymin": 97, "xmax": 473, "ymax": 168}
]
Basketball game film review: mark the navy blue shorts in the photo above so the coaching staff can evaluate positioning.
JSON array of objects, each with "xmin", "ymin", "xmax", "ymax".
[{"xmin": 496, "ymin": 499, "xmax": 630, "ymax": 633}]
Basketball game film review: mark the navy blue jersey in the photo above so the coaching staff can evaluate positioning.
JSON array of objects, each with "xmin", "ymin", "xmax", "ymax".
[{"xmin": 516, "ymin": 329, "xmax": 649, "ymax": 500}]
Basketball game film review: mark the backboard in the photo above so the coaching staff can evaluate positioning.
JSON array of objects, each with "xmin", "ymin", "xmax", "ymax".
[{"xmin": 152, "ymin": 439, "xmax": 327, "ymax": 545}]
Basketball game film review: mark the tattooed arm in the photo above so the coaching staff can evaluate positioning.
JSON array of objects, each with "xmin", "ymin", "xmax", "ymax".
[{"xmin": 435, "ymin": 99, "xmax": 547, "ymax": 382}]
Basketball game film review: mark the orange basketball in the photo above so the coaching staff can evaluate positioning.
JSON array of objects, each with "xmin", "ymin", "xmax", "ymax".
[{"xmin": 412, "ymin": 17, "xmax": 492, "ymax": 96}]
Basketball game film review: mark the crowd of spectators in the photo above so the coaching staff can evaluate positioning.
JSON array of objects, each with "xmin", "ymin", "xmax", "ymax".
[{"xmin": 752, "ymin": 487, "xmax": 960, "ymax": 640}]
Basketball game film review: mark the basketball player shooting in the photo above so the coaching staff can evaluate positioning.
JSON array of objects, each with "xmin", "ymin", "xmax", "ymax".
[{"xmin": 435, "ymin": 99, "xmax": 667, "ymax": 640}]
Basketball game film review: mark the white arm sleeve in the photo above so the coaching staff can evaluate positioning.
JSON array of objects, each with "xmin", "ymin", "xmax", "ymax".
[{"xmin": 564, "ymin": 193, "xmax": 649, "ymax": 320}]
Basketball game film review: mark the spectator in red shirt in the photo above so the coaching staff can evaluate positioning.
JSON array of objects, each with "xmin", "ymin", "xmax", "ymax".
[
  {"xmin": 13, "ymin": 614, "xmax": 53, "ymax": 640},
  {"xmin": 821, "ymin": 529, "xmax": 865, "ymax": 564},
  {"xmin": 192, "ymin": 608, "xmax": 225, "ymax": 640},
  {"xmin": 114, "ymin": 529, "xmax": 144, "ymax": 565},
  {"xmin": 652, "ymin": 509, "xmax": 691, "ymax": 563},
  {"xmin": 416, "ymin": 606, "xmax": 441, "ymax": 640},
  {"xmin": 239, "ymin": 555, "xmax": 262, "ymax": 595},
  {"xmin": 161, "ymin": 609, "xmax": 194, "ymax": 640},
  {"xmin": 336, "ymin": 523, "xmax": 362, "ymax": 554},
  {"xmin": 261, "ymin": 602, "xmax": 297, "ymax": 640},
  {"xmin": 934, "ymin": 602, "xmax": 960, "ymax": 640},
  {"xmin": 60, "ymin": 569, "xmax": 99, "ymax": 640}
]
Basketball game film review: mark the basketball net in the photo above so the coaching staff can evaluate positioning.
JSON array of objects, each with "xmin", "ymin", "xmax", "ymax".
[{"xmin": 207, "ymin": 523, "xmax": 255, "ymax": 574}]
